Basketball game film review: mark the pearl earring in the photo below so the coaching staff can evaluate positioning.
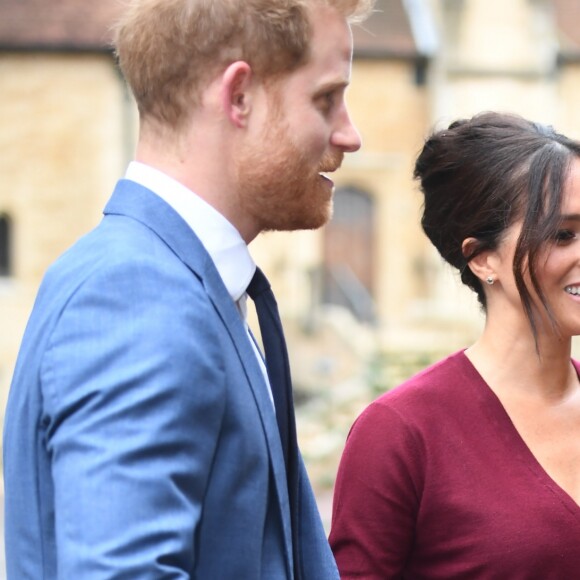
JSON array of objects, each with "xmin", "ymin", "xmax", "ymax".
[{"xmin": 485, "ymin": 276, "xmax": 495, "ymax": 286}]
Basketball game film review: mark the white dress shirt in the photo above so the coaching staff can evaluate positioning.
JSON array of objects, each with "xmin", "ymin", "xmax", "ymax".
[{"xmin": 125, "ymin": 161, "xmax": 273, "ymax": 404}]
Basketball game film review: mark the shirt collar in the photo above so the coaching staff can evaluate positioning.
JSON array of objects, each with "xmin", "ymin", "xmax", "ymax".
[{"xmin": 125, "ymin": 161, "xmax": 255, "ymax": 301}]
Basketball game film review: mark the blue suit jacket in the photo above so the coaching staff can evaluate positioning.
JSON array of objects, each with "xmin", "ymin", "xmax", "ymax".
[{"xmin": 3, "ymin": 180, "xmax": 339, "ymax": 579}]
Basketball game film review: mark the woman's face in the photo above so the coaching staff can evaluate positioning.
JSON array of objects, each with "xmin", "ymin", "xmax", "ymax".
[{"xmin": 489, "ymin": 157, "xmax": 580, "ymax": 339}]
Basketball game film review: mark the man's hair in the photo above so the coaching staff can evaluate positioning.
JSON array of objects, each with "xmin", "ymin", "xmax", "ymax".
[{"xmin": 113, "ymin": 0, "xmax": 375, "ymax": 129}]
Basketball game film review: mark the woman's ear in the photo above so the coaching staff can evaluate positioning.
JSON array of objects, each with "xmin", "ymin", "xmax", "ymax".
[
  {"xmin": 220, "ymin": 61, "xmax": 253, "ymax": 128},
  {"xmin": 462, "ymin": 237, "xmax": 496, "ymax": 284}
]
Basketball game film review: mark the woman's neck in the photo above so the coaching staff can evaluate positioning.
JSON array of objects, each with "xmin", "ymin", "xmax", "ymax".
[{"xmin": 466, "ymin": 315, "xmax": 575, "ymax": 403}]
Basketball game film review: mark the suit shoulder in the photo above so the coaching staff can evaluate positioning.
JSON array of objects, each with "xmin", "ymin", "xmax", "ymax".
[{"xmin": 44, "ymin": 215, "xmax": 205, "ymax": 302}]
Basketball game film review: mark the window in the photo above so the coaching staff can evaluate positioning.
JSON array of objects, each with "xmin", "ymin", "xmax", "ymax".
[
  {"xmin": 322, "ymin": 187, "xmax": 377, "ymax": 324},
  {"xmin": 0, "ymin": 213, "xmax": 12, "ymax": 277}
]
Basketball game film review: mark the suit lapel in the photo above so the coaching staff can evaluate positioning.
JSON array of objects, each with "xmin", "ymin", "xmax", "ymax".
[{"xmin": 104, "ymin": 179, "xmax": 294, "ymax": 559}]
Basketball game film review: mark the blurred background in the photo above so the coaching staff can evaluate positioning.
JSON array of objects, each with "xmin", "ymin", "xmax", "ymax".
[{"xmin": 2, "ymin": 0, "xmax": 580, "ymax": 571}]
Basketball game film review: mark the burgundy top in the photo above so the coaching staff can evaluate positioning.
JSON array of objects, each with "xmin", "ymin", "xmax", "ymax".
[{"xmin": 330, "ymin": 350, "xmax": 580, "ymax": 579}]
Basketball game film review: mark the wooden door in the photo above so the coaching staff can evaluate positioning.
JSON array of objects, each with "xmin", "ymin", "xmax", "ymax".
[{"xmin": 322, "ymin": 187, "xmax": 376, "ymax": 323}]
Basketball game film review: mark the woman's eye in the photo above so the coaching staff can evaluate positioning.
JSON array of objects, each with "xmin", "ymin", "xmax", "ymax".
[{"xmin": 555, "ymin": 229, "xmax": 576, "ymax": 244}]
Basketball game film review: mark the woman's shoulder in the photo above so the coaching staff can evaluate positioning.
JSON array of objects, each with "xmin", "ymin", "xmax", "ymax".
[
  {"xmin": 349, "ymin": 349, "xmax": 482, "ymax": 448},
  {"xmin": 369, "ymin": 349, "xmax": 475, "ymax": 415}
]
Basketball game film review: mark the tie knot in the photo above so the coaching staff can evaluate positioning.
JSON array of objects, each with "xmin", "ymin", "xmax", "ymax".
[{"xmin": 246, "ymin": 267, "xmax": 271, "ymax": 300}]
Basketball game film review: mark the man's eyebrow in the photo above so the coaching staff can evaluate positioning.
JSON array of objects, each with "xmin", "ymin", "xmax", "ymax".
[{"xmin": 313, "ymin": 79, "xmax": 349, "ymax": 95}]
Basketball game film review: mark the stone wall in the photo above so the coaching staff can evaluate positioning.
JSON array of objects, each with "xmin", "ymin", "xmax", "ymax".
[{"xmin": 0, "ymin": 52, "xmax": 131, "ymax": 420}]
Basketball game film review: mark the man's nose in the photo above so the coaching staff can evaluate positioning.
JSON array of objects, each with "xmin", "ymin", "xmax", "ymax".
[{"xmin": 331, "ymin": 109, "xmax": 362, "ymax": 153}]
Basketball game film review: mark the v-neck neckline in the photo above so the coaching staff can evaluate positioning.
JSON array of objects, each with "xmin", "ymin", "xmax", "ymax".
[{"xmin": 458, "ymin": 349, "xmax": 580, "ymax": 518}]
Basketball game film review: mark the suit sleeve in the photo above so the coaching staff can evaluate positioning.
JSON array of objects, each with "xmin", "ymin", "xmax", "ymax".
[
  {"xmin": 297, "ymin": 456, "xmax": 340, "ymax": 579},
  {"xmin": 329, "ymin": 402, "xmax": 424, "ymax": 579},
  {"xmin": 41, "ymin": 257, "xmax": 225, "ymax": 578}
]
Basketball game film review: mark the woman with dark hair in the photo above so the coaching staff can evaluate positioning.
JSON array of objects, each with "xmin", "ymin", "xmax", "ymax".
[{"xmin": 329, "ymin": 112, "xmax": 580, "ymax": 578}]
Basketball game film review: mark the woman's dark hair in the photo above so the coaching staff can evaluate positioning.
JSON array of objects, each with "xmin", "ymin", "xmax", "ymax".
[{"xmin": 414, "ymin": 111, "xmax": 580, "ymax": 339}]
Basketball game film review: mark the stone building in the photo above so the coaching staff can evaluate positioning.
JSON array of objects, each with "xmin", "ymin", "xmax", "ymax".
[
  {"xmin": 0, "ymin": 0, "xmax": 129, "ymax": 421},
  {"xmin": 2, "ymin": 0, "xmax": 580, "ymax": 500}
]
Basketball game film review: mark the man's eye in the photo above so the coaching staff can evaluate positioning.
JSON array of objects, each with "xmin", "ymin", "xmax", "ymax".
[{"xmin": 318, "ymin": 92, "xmax": 336, "ymax": 112}]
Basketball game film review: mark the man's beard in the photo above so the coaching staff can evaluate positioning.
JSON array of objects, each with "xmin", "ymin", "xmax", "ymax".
[{"xmin": 236, "ymin": 121, "xmax": 344, "ymax": 233}]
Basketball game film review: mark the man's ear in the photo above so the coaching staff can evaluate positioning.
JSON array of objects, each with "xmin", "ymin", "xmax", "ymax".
[
  {"xmin": 462, "ymin": 237, "xmax": 496, "ymax": 283},
  {"xmin": 220, "ymin": 61, "xmax": 253, "ymax": 128}
]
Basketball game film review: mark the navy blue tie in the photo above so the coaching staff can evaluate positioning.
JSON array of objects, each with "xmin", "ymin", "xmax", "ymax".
[{"xmin": 246, "ymin": 267, "xmax": 301, "ymax": 578}]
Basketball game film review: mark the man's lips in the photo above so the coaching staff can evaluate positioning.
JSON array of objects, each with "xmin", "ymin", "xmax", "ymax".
[
  {"xmin": 319, "ymin": 170, "xmax": 338, "ymax": 185},
  {"xmin": 318, "ymin": 165, "xmax": 340, "ymax": 180}
]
